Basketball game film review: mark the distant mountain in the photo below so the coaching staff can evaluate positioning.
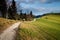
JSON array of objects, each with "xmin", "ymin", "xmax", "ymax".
[
  {"xmin": 34, "ymin": 15, "xmax": 42, "ymax": 18},
  {"xmin": 42, "ymin": 13, "xmax": 60, "ymax": 16},
  {"xmin": 34, "ymin": 13, "xmax": 60, "ymax": 18}
]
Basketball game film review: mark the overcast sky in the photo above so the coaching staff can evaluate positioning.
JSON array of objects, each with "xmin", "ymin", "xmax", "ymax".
[{"xmin": 10, "ymin": 0, "xmax": 60, "ymax": 15}]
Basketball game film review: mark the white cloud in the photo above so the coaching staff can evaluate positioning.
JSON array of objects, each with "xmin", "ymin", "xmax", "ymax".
[{"xmin": 40, "ymin": 0, "xmax": 47, "ymax": 3}]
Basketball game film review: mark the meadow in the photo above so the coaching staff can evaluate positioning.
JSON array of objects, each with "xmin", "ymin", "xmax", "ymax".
[{"xmin": 17, "ymin": 14, "xmax": 60, "ymax": 40}]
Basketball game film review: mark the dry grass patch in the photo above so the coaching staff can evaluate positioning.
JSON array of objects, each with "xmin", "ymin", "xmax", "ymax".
[{"xmin": 0, "ymin": 18, "xmax": 17, "ymax": 33}]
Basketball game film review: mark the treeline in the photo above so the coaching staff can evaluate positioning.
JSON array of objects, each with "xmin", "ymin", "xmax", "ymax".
[
  {"xmin": 20, "ymin": 10, "xmax": 34, "ymax": 21},
  {"xmin": 34, "ymin": 13, "xmax": 60, "ymax": 18},
  {"xmin": 0, "ymin": 0, "xmax": 34, "ymax": 21},
  {"xmin": 42, "ymin": 13, "xmax": 60, "ymax": 16}
]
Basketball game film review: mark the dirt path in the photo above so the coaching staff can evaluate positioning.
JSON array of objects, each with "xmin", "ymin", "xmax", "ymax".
[{"xmin": 0, "ymin": 22, "xmax": 21, "ymax": 40}]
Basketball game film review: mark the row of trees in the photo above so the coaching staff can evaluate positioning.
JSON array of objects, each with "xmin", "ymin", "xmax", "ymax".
[
  {"xmin": 0, "ymin": 0, "xmax": 34, "ymax": 21},
  {"xmin": 0, "ymin": 0, "xmax": 17, "ymax": 19},
  {"xmin": 20, "ymin": 10, "xmax": 33, "ymax": 21}
]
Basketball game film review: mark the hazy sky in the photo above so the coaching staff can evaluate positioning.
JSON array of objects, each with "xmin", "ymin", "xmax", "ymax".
[{"xmin": 13, "ymin": 0, "xmax": 60, "ymax": 15}]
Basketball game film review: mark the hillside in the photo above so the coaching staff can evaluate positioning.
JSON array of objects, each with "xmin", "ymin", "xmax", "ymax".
[{"xmin": 17, "ymin": 14, "xmax": 60, "ymax": 40}]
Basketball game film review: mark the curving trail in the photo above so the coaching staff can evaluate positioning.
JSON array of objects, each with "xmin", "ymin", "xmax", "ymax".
[{"xmin": 0, "ymin": 22, "xmax": 21, "ymax": 40}]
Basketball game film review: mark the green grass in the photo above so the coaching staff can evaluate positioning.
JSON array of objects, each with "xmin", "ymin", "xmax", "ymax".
[{"xmin": 17, "ymin": 15, "xmax": 60, "ymax": 40}]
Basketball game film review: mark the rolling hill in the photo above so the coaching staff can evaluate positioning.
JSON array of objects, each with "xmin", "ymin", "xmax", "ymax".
[{"xmin": 17, "ymin": 14, "xmax": 60, "ymax": 40}]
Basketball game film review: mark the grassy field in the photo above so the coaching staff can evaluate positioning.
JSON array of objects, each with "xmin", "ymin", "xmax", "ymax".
[
  {"xmin": 0, "ymin": 18, "xmax": 17, "ymax": 33},
  {"xmin": 17, "ymin": 14, "xmax": 60, "ymax": 40}
]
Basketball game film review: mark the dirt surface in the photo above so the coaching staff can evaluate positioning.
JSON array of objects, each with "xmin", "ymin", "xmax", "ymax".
[{"xmin": 0, "ymin": 22, "xmax": 21, "ymax": 40}]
